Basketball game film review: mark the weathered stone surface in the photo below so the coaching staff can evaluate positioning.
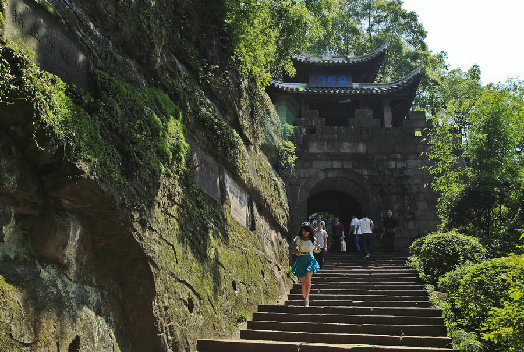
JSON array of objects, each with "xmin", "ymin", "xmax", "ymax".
[
  {"xmin": 1, "ymin": 1, "xmax": 293, "ymax": 350},
  {"xmin": 189, "ymin": 139, "xmax": 221, "ymax": 203},
  {"xmin": 5, "ymin": 0, "xmax": 91, "ymax": 90},
  {"xmin": 225, "ymin": 172, "xmax": 250, "ymax": 228},
  {"xmin": 286, "ymin": 119, "xmax": 438, "ymax": 250}
]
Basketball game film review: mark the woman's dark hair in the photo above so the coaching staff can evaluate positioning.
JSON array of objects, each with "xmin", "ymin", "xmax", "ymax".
[{"xmin": 298, "ymin": 222, "xmax": 315, "ymax": 243}]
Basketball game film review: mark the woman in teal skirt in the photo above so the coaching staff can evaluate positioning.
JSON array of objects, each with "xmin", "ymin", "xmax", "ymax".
[{"xmin": 291, "ymin": 222, "xmax": 320, "ymax": 306}]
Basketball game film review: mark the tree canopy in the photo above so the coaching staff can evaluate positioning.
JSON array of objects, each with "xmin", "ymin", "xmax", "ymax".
[
  {"xmin": 425, "ymin": 74, "xmax": 524, "ymax": 254},
  {"xmin": 224, "ymin": 0, "xmax": 524, "ymax": 254}
]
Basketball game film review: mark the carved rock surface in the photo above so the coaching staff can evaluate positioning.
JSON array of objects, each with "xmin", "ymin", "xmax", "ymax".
[{"xmin": 0, "ymin": 1, "xmax": 292, "ymax": 351}]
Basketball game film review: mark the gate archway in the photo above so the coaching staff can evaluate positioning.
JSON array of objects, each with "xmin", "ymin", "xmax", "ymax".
[
  {"xmin": 288, "ymin": 169, "xmax": 376, "ymax": 239},
  {"xmin": 307, "ymin": 190, "xmax": 362, "ymax": 228}
]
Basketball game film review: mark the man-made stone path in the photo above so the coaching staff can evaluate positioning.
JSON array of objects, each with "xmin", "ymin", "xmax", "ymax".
[{"xmin": 197, "ymin": 253, "xmax": 454, "ymax": 351}]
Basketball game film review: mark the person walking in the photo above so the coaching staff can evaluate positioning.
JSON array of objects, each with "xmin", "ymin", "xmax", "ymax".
[
  {"xmin": 291, "ymin": 222, "xmax": 320, "ymax": 306},
  {"xmin": 357, "ymin": 213, "xmax": 374, "ymax": 258},
  {"xmin": 313, "ymin": 221, "xmax": 328, "ymax": 269},
  {"xmin": 350, "ymin": 214, "xmax": 361, "ymax": 252},
  {"xmin": 312, "ymin": 214, "xmax": 325, "ymax": 230},
  {"xmin": 332, "ymin": 217, "xmax": 345, "ymax": 252},
  {"xmin": 383, "ymin": 209, "xmax": 398, "ymax": 252}
]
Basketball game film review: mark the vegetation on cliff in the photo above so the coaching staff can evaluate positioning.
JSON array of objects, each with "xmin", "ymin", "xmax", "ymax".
[
  {"xmin": 0, "ymin": 17, "xmax": 291, "ymax": 348},
  {"xmin": 1, "ymin": 0, "xmax": 523, "ymax": 351}
]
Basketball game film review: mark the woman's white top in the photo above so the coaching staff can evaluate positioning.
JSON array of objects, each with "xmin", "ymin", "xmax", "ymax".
[{"xmin": 294, "ymin": 236, "xmax": 316, "ymax": 255}]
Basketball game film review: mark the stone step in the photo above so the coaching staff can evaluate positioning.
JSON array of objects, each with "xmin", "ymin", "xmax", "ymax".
[
  {"xmin": 247, "ymin": 321, "xmax": 447, "ymax": 336},
  {"xmin": 257, "ymin": 305, "xmax": 442, "ymax": 317},
  {"xmin": 323, "ymin": 259, "xmax": 409, "ymax": 263},
  {"xmin": 196, "ymin": 253, "xmax": 454, "ymax": 351},
  {"xmin": 296, "ymin": 283, "xmax": 425, "ymax": 289},
  {"xmin": 197, "ymin": 339, "xmax": 455, "ymax": 352},
  {"xmin": 285, "ymin": 300, "xmax": 431, "ymax": 307},
  {"xmin": 311, "ymin": 276, "xmax": 421, "ymax": 283},
  {"xmin": 321, "ymin": 268, "xmax": 413, "ymax": 272},
  {"xmin": 315, "ymin": 267, "xmax": 417, "ymax": 275},
  {"xmin": 287, "ymin": 294, "xmax": 429, "ymax": 301},
  {"xmin": 324, "ymin": 259, "xmax": 409, "ymax": 262},
  {"xmin": 314, "ymin": 272, "xmax": 419, "ymax": 277},
  {"xmin": 324, "ymin": 262, "xmax": 410, "ymax": 264},
  {"xmin": 240, "ymin": 330, "xmax": 453, "ymax": 348},
  {"xmin": 312, "ymin": 272, "xmax": 419, "ymax": 277},
  {"xmin": 291, "ymin": 289, "xmax": 428, "ymax": 296},
  {"xmin": 253, "ymin": 312, "xmax": 444, "ymax": 325},
  {"xmin": 326, "ymin": 254, "xmax": 408, "ymax": 258},
  {"xmin": 323, "ymin": 262, "xmax": 409, "ymax": 267}
]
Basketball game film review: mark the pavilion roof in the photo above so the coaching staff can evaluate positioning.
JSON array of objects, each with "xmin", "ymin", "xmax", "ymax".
[
  {"xmin": 290, "ymin": 39, "xmax": 390, "ymax": 83},
  {"xmin": 268, "ymin": 66, "xmax": 422, "ymax": 126},
  {"xmin": 292, "ymin": 39, "xmax": 389, "ymax": 66},
  {"xmin": 269, "ymin": 66, "xmax": 422, "ymax": 97}
]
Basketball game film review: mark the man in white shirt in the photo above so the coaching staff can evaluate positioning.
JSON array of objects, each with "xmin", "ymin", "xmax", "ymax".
[
  {"xmin": 313, "ymin": 221, "xmax": 328, "ymax": 269},
  {"xmin": 350, "ymin": 215, "xmax": 362, "ymax": 252},
  {"xmin": 357, "ymin": 213, "xmax": 374, "ymax": 258}
]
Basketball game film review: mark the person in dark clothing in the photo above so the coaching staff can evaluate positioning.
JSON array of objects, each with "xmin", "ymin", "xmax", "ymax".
[
  {"xmin": 383, "ymin": 209, "xmax": 398, "ymax": 252},
  {"xmin": 332, "ymin": 217, "xmax": 345, "ymax": 252}
]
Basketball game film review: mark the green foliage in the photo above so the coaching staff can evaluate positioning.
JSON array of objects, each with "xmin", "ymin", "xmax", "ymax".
[
  {"xmin": 0, "ymin": 44, "xmax": 189, "ymax": 206},
  {"xmin": 482, "ymin": 254, "xmax": 524, "ymax": 352},
  {"xmin": 409, "ymin": 231, "xmax": 486, "ymax": 285},
  {"xmin": 93, "ymin": 70, "xmax": 189, "ymax": 188},
  {"xmin": 224, "ymin": 0, "xmax": 318, "ymax": 86},
  {"xmin": 438, "ymin": 255, "xmax": 524, "ymax": 348},
  {"xmin": 285, "ymin": 266, "xmax": 296, "ymax": 280},
  {"xmin": 305, "ymin": 0, "xmax": 445, "ymax": 103},
  {"xmin": 451, "ymin": 329, "xmax": 486, "ymax": 352},
  {"xmin": 0, "ymin": 44, "xmax": 123, "ymax": 182},
  {"xmin": 425, "ymin": 284, "xmax": 486, "ymax": 352},
  {"xmin": 424, "ymin": 77, "xmax": 524, "ymax": 255}
]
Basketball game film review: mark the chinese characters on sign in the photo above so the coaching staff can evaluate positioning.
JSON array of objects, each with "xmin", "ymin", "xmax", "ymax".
[{"xmin": 309, "ymin": 73, "xmax": 352, "ymax": 87}]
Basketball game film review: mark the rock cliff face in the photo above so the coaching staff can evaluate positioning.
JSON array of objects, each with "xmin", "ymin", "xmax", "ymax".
[{"xmin": 0, "ymin": 1, "xmax": 292, "ymax": 351}]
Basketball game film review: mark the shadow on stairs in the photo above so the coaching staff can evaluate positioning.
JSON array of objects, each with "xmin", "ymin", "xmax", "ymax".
[{"xmin": 197, "ymin": 253, "xmax": 455, "ymax": 351}]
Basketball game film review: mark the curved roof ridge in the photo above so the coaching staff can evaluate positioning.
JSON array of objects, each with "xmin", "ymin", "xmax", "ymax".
[
  {"xmin": 359, "ymin": 64, "xmax": 422, "ymax": 87},
  {"xmin": 292, "ymin": 38, "xmax": 390, "ymax": 65},
  {"xmin": 267, "ymin": 64, "xmax": 422, "ymax": 96}
]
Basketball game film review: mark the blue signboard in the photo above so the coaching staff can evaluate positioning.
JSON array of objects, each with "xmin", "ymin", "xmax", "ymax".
[{"xmin": 309, "ymin": 73, "xmax": 352, "ymax": 87}]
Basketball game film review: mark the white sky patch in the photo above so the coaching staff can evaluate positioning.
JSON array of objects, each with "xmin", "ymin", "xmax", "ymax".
[{"xmin": 401, "ymin": 0, "xmax": 524, "ymax": 85}]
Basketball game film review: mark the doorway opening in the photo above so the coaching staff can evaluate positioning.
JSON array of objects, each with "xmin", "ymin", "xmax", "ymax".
[{"xmin": 307, "ymin": 190, "xmax": 362, "ymax": 252}]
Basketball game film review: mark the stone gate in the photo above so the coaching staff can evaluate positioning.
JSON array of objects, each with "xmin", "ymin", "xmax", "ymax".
[{"xmin": 268, "ymin": 42, "xmax": 438, "ymax": 250}]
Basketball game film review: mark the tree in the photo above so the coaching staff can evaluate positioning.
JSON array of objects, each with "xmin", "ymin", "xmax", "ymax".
[
  {"xmin": 224, "ymin": 0, "xmax": 339, "ymax": 86},
  {"xmin": 425, "ymin": 76, "xmax": 524, "ymax": 254},
  {"xmin": 309, "ymin": 0, "xmax": 429, "ymax": 80}
]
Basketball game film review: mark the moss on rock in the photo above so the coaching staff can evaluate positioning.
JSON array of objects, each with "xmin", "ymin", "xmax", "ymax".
[{"xmin": 1, "ymin": 31, "xmax": 292, "ymax": 352}]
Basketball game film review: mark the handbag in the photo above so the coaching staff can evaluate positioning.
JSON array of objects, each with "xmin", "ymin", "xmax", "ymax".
[{"xmin": 340, "ymin": 239, "xmax": 346, "ymax": 252}]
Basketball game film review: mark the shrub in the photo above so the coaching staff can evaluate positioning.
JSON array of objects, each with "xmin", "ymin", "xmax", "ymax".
[
  {"xmin": 409, "ymin": 231, "xmax": 486, "ymax": 284},
  {"xmin": 451, "ymin": 329, "xmax": 486, "ymax": 352},
  {"xmin": 438, "ymin": 255, "xmax": 524, "ymax": 351},
  {"xmin": 482, "ymin": 255, "xmax": 524, "ymax": 352}
]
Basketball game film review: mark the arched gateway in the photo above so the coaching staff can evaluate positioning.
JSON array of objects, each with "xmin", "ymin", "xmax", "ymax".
[{"xmin": 268, "ymin": 42, "xmax": 438, "ymax": 251}]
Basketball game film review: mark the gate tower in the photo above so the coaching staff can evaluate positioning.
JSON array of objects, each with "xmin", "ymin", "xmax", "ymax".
[{"xmin": 268, "ymin": 41, "xmax": 438, "ymax": 251}]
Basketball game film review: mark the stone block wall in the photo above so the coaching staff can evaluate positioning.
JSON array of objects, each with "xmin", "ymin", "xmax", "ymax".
[{"xmin": 286, "ymin": 115, "xmax": 438, "ymax": 251}]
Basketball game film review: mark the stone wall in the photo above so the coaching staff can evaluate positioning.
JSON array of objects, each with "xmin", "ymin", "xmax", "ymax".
[
  {"xmin": 286, "ymin": 112, "xmax": 438, "ymax": 251},
  {"xmin": 0, "ymin": 0, "xmax": 292, "ymax": 351}
]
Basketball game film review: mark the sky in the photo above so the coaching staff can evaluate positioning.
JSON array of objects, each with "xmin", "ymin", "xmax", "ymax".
[{"xmin": 401, "ymin": 0, "xmax": 524, "ymax": 85}]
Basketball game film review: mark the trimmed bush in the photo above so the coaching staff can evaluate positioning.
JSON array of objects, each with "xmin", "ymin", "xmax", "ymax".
[
  {"xmin": 438, "ymin": 255, "xmax": 524, "ymax": 351},
  {"xmin": 409, "ymin": 231, "xmax": 486, "ymax": 285},
  {"xmin": 482, "ymin": 255, "xmax": 524, "ymax": 352}
]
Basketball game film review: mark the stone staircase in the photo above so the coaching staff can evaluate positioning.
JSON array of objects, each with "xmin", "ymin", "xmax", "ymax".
[{"xmin": 197, "ymin": 253, "xmax": 454, "ymax": 351}]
